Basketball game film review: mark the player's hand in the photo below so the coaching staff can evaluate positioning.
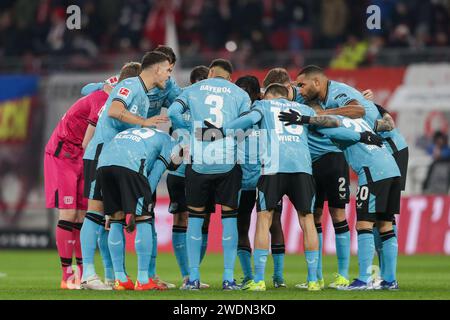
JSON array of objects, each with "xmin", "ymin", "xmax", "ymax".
[
  {"xmin": 359, "ymin": 131, "xmax": 383, "ymax": 147},
  {"xmin": 104, "ymin": 216, "xmax": 111, "ymax": 231},
  {"xmin": 142, "ymin": 115, "xmax": 169, "ymax": 127},
  {"xmin": 278, "ymin": 109, "xmax": 309, "ymax": 125},
  {"xmin": 103, "ymin": 83, "xmax": 113, "ymax": 94},
  {"xmin": 362, "ymin": 89, "xmax": 374, "ymax": 101},
  {"xmin": 195, "ymin": 120, "xmax": 224, "ymax": 141}
]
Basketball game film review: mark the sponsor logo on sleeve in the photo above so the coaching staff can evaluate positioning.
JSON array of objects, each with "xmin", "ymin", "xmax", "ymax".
[{"xmin": 118, "ymin": 87, "xmax": 131, "ymax": 99}]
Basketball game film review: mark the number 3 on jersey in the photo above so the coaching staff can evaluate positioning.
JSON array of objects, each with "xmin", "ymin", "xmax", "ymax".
[{"xmin": 205, "ymin": 95, "xmax": 224, "ymax": 127}]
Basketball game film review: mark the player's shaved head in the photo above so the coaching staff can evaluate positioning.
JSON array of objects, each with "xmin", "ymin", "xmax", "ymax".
[
  {"xmin": 190, "ymin": 65, "xmax": 209, "ymax": 84},
  {"xmin": 264, "ymin": 83, "xmax": 289, "ymax": 99},
  {"xmin": 141, "ymin": 51, "xmax": 170, "ymax": 70},
  {"xmin": 263, "ymin": 68, "xmax": 291, "ymax": 88},
  {"xmin": 236, "ymin": 75, "xmax": 261, "ymax": 103},
  {"xmin": 298, "ymin": 65, "xmax": 325, "ymax": 79},
  {"xmin": 208, "ymin": 59, "xmax": 233, "ymax": 80},
  {"xmin": 154, "ymin": 45, "xmax": 177, "ymax": 65},
  {"xmin": 296, "ymin": 65, "xmax": 327, "ymax": 102},
  {"xmin": 118, "ymin": 62, "xmax": 141, "ymax": 82}
]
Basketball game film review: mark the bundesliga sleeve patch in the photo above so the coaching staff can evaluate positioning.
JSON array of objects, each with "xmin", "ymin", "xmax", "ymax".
[
  {"xmin": 118, "ymin": 87, "xmax": 131, "ymax": 99},
  {"xmin": 106, "ymin": 75, "xmax": 119, "ymax": 86}
]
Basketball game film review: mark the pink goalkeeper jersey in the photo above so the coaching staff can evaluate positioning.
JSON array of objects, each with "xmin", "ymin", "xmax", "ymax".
[{"xmin": 45, "ymin": 90, "xmax": 108, "ymax": 159}]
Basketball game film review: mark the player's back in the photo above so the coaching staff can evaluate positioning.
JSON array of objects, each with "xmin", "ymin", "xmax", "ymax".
[
  {"xmin": 237, "ymin": 112, "xmax": 261, "ymax": 189},
  {"xmin": 322, "ymin": 80, "xmax": 380, "ymax": 129},
  {"xmin": 46, "ymin": 90, "xmax": 108, "ymax": 158},
  {"xmin": 98, "ymin": 128, "xmax": 172, "ymax": 176},
  {"xmin": 84, "ymin": 76, "xmax": 150, "ymax": 161},
  {"xmin": 253, "ymin": 98, "xmax": 314, "ymax": 175},
  {"xmin": 184, "ymin": 77, "xmax": 251, "ymax": 174},
  {"xmin": 328, "ymin": 116, "xmax": 400, "ymax": 185}
]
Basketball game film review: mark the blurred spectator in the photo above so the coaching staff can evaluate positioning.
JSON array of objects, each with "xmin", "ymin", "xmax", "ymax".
[
  {"xmin": 389, "ymin": 24, "xmax": 414, "ymax": 48},
  {"xmin": 329, "ymin": 34, "xmax": 368, "ymax": 69},
  {"xmin": 320, "ymin": 0, "xmax": 349, "ymax": 49},
  {"xmin": 423, "ymin": 130, "xmax": 450, "ymax": 194},
  {"xmin": 46, "ymin": 7, "xmax": 68, "ymax": 53},
  {"xmin": 0, "ymin": 0, "xmax": 450, "ymax": 71},
  {"xmin": 427, "ymin": 131, "xmax": 450, "ymax": 161}
]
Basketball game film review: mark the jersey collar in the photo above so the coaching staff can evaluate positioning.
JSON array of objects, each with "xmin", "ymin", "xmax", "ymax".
[
  {"xmin": 322, "ymin": 80, "xmax": 331, "ymax": 105},
  {"xmin": 291, "ymin": 85, "xmax": 297, "ymax": 101},
  {"xmin": 138, "ymin": 75, "xmax": 149, "ymax": 93}
]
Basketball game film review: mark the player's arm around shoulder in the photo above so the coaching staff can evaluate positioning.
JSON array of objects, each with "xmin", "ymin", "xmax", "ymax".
[
  {"xmin": 318, "ymin": 100, "xmax": 365, "ymax": 119},
  {"xmin": 279, "ymin": 104, "xmax": 340, "ymax": 128},
  {"xmin": 374, "ymin": 104, "xmax": 396, "ymax": 132},
  {"xmin": 309, "ymin": 114, "xmax": 341, "ymax": 127},
  {"xmin": 167, "ymin": 89, "xmax": 190, "ymax": 129}
]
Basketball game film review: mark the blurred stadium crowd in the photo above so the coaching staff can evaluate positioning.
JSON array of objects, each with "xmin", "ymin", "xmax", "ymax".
[{"xmin": 1, "ymin": 0, "xmax": 450, "ymax": 71}]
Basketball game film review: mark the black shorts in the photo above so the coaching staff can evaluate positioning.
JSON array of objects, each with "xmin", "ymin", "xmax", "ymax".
[
  {"xmin": 83, "ymin": 159, "xmax": 102, "ymax": 200},
  {"xmin": 356, "ymin": 177, "xmax": 402, "ymax": 222},
  {"xmin": 238, "ymin": 189, "xmax": 282, "ymax": 218},
  {"xmin": 392, "ymin": 147, "xmax": 409, "ymax": 191},
  {"xmin": 256, "ymin": 173, "xmax": 315, "ymax": 213},
  {"xmin": 312, "ymin": 152, "xmax": 350, "ymax": 209},
  {"xmin": 97, "ymin": 165, "xmax": 154, "ymax": 216},
  {"xmin": 167, "ymin": 174, "xmax": 215, "ymax": 214},
  {"xmin": 83, "ymin": 143, "xmax": 104, "ymax": 200},
  {"xmin": 185, "ymin": 165, "xmax": 242, "ymax": 209}
]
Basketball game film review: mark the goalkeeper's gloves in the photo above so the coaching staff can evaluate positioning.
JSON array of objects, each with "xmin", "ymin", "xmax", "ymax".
[
  {"xmin": 278, "ymin": 109, "xmax": 310, "ymax": 126},
  {"xmin": 359, "ymin": 131, "xmax": 383, "ymax": 147},
  {"xmin": 195, "ymin": 120, "xmax": 224, "ymax": 141}
]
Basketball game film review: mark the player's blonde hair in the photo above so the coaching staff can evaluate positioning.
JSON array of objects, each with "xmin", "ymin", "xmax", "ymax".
[{"xmin": 118, "ymin": 62, "xmax": 142, "ymax": 82}]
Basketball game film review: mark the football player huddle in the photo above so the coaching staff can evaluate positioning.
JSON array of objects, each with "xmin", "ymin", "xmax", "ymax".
[{"xmin": 44, "ymin": 45, "xmax": 407, "ymax": 292}]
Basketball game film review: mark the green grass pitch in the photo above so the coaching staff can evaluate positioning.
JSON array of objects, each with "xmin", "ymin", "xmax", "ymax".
[{"xmin": 0, "ymin": 250, "xmax": 449, "ymax": 300}]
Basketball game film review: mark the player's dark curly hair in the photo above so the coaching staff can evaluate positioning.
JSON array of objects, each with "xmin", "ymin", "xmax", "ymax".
[
  {"xmin": 236, "ymin": 75, "xmax": 261, "ymax": 103},
  {"xmin": 154, "ymin": 45, "xmax": 177, "ymax": 65},
  {"xmin": 298, "ymin": 65, "xmax": 324, "ymax": 77},
  {"xmin": 209, "ymin": 59, "xmax": 233, "ymax": 74},
  {"xmin": 141, "ymin": 51, "xmax": 170, "ymax": 70},
  {"xmin": 190, "ymin": 65, "xmax": 209, "ymax": 84}
]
